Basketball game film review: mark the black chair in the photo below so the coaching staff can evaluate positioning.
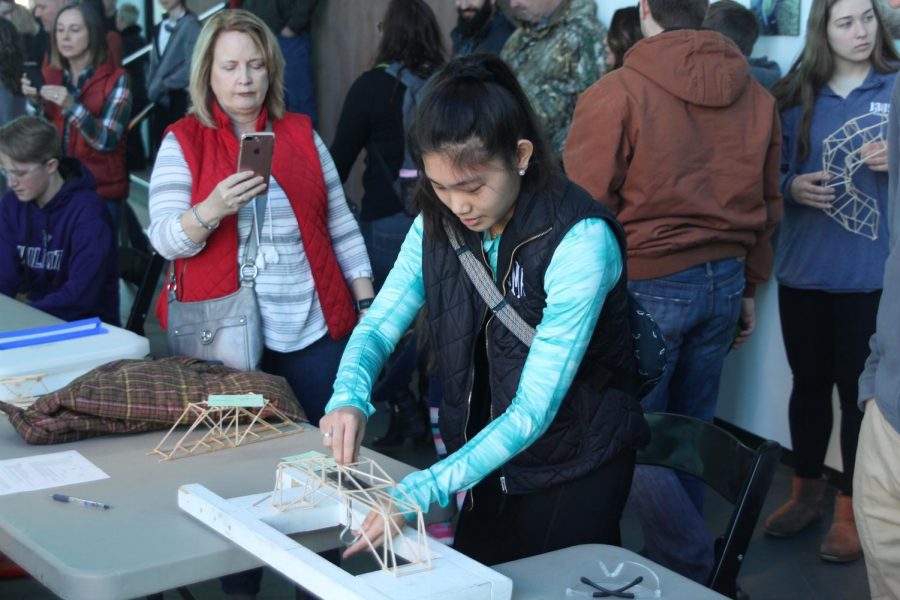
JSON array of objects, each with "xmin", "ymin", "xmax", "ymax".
[
  {"xmin": 636, "ymin": 412, "xmax": 782, "ymax": 599},
  {"xmin": 119, "ymin": 246, "xmax": 166, "ymax": 336}
]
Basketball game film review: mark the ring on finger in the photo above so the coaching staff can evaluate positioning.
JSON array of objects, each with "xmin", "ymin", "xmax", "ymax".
[{"xmin": 323, "ymin": 431, "xmax": 333, "ymax": 438}]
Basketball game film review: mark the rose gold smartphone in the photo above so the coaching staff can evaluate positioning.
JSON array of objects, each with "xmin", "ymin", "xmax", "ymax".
[{"xmin": 237, "ymin": 132, "xmax": 275, "ymax": 191}]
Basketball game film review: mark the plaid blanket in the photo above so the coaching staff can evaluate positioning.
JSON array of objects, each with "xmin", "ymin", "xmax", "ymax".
[{"xmin": 0, "ymin": 357, "xmax": 306, "ymax": 444}]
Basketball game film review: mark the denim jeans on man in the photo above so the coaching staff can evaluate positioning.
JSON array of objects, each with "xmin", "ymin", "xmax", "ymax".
[
  {"xmin": 359, "ymin": 212, "xmax": 414, "ymax": 293},
  {"xmin": 360, "ymin": 212, "xmax": 416, "ymax": 406},
  {"xmin": 278, "ymin": 31, "xmax": 317, "ymax": 126},
  {"xmin": 626, "ymin": 258, "xmax": 745, "ymax": 583}
]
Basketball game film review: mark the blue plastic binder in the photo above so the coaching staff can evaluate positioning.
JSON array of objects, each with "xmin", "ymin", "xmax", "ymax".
[{"xmin": 0, "ymin": 317, "xmax": 109, "ymax": 350}]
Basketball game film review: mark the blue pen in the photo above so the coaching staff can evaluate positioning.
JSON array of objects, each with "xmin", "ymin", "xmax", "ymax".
[{"xmin": 51, "ymin": 493, "xmax": 111, "ymax": 510}]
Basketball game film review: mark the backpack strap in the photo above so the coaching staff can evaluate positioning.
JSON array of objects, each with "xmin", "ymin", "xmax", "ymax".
[{"xmin": 384, "ymin": 62, "xmax": 429, "ymax": 172}]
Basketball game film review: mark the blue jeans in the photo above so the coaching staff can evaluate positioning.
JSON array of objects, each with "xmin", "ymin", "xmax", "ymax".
[
  {"xmin": 278, "ymin": 32, "xmax": 317, "ymax": 126},
  {"xmin": 220, "ymin": 334, "xmax": 346, "ymax": 596},
  {"xmin": 626, "ymin": 258, "xmax": 745, "ymax": 584},
  {"xmin": 360, "ymin": 213, "xmax": 416, "ymax": 406},
  {"xmin": 360, "ymin": 212, "xmax": 414, "ymax": 293},
  {"xmin": 261, "ymin": 333, "xmax": 349, "ymax": 427}
]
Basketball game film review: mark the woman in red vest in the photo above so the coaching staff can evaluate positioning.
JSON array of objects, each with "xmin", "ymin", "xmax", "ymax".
[
  {"xmin": 21, "ymin": 2, "xmax": 131, "ymax": 230},
  {"xmin": 147, "ymin": 9, "xmax": 374, "ymax": 425},
  {"xmin": 148, "ymin": 11, "xmax": 373, "ymax": 596}
]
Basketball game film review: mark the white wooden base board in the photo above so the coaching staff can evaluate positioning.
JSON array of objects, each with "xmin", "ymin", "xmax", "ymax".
[{"xmin": 178, "ymin": 483, "xmax": 513, "ymax": 600}]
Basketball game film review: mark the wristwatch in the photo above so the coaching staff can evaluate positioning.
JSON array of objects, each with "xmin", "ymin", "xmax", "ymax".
[{"xmin": 353, "ymin": 298, "xmax": 374, "ymax": 312}]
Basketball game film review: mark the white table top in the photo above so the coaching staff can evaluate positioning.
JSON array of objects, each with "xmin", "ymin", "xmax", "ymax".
[
  {"xmin": 495, "ymin": 544, "xmax": 727, "ymax": 599},
  {"xmin": 0, "ymin": 296, "xmax": 150, "ymax": 400},
  {"xmin": 0, "ymin": 419, "xmax": 418, "ymax": 600}
]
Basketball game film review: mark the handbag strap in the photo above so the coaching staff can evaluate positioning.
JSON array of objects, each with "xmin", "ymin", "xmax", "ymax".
[
  {"xmin": 170, "ymin": 196, "xmax": 266, "ymax": 297},
  {"xmin": 442, "ymin": 220, "xmax": 535, "ymax": 347}
]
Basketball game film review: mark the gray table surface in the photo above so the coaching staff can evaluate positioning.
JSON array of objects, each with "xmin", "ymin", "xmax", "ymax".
[
  {"xmin": 0, "ymin": 295, "xmax": 63, "ymax": 332},
  {"xmin": 0, "ymin": 419, "xmax": 418, "ymax": 600},
  {"xmin": 495, "ymin": 544, "xmax": 727, "ymax": 599}
]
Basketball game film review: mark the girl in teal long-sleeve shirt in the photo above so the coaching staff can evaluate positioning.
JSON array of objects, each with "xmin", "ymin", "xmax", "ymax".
[{"xmin": 319, "ymin": 54, "xmax": 647, "ymax": 565}]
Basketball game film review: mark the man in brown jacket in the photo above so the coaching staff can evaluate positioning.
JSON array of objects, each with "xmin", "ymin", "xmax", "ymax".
[{"xmin": 564, "ymin": 0, "xmax": 782, "ymax": 584}]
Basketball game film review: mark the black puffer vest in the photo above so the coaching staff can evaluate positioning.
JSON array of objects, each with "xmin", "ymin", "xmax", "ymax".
[{"xmin": 423, "ymin": 175, "xmax": 650, "ymax": 494}]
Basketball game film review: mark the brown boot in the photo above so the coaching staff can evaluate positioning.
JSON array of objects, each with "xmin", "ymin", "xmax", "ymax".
[
  {"xmin": 820, "ymin": 493, "xmax": 862, "ymax": 563},
  {"xmin": 764, "ymin": 476, "xmax": 827, "ymax": 538}
]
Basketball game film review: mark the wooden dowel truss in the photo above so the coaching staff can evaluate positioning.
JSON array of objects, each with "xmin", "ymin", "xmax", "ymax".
[
  {"xmin": 150, "ymin": 400, "xmax": 304, "ymax": 460},
  {"xmin": 273, "ymin": 455, "xmax": 431, "ymax": 576},
  {"xmin": 0, "ymin": 374, "xmax": 49, "ymax": 409}
]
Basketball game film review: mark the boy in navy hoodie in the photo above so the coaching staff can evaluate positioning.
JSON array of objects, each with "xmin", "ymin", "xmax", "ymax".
[{"xmin": 0, "ymin": 116, "xmax": 119, "ymax": 325}]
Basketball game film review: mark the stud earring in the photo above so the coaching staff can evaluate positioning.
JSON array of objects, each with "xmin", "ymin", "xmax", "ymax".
[{"xmin": 518, "ymin": 168, "xmax": 526, "ymax": 176}]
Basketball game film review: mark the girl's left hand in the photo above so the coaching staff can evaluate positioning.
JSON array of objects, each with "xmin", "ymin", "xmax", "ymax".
[
  {"xmin": 861, "ymin": 141, "xmax": 888, "ymax": 172},
  {"xmin": 342, "ymin": 503, "xmax": 407, "ymax": 559},
  {"xmin": 40, "ymin": 85, "xmax": 73, "ymax": 111}
]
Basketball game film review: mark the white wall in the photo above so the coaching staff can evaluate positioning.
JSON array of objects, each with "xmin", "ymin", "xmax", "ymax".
[{"xmin": 593, "ymin": 0, "xmax": 847, "ymax": 470}]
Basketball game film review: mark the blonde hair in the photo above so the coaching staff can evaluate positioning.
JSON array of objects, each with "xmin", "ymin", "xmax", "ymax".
[
  {"xmin": 117, "ymin": 3, "xmax": 139, "ymax": 29},
  {"xmin": 0, "ymin": 116, "xmax": 62, "ymax": 164},
  {"xmin": 188, "ymin": 9, "xmax": 285, "ymax": 128},
  {"xmin": 10, "ymin": 4, "xmax": 40, "ymax": 36}
]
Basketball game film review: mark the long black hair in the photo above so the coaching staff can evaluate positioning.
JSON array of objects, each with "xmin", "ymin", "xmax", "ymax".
[
  {"xmin": 607, "ymin": 7, "xmax": 642, "ymax": 71},
  {"xmin": 374, "ymin": 0, "xmax": 446, "ymax": 79},
  {"xmin": 0, "ymin": 18, "xmax": 24, "ymax": 96},
  {"xmin": 408, "ymin": 53, "xmax": 558, "ymax": 240}
]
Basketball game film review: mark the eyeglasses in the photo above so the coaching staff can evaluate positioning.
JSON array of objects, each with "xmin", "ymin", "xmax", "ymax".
[{"xmin": 0, "ymin": 162, "xmax": 46, "ymax": 181}]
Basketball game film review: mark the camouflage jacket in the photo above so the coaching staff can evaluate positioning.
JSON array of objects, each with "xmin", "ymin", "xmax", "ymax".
[{"xmin": 501, "ymin": 0, "xmax": 607, "ymax": 156}]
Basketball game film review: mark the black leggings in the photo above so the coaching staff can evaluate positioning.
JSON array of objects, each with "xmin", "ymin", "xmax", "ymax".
[
  {"xmin": 453, "ymin": 450, "xmax": 636, "ymax": 566},
  {"xmin": 778, "ymin": 286, "xmax": 881, "ymax": 494}
]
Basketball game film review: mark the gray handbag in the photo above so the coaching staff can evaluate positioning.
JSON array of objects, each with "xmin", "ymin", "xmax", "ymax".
[{"xmin": 167, "ymin": 200, "xmax": 266, "ymax": 371}]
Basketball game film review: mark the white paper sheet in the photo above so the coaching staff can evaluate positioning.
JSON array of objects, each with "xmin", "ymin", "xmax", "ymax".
[{"xmin": 0, "ymin": 450, "xmax": 109, "ymax": 496}]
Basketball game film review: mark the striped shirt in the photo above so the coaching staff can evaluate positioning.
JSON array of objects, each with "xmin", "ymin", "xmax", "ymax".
[
  {"xmin": 61, "ymin": 69, "xmax": 132, "ymax": 153},
  {"xmin": 148, "ymin": 131, "xmax": 372, "ymax": 353}
]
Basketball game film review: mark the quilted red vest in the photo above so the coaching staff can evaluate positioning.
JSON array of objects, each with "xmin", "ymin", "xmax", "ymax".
[
  {"xmin": 44, "ymin": 62, "xmax": 130, "ymax": 201},
  {"xmin": 159, "ymin": 102, "xmax": 356, "ymax": 341}
]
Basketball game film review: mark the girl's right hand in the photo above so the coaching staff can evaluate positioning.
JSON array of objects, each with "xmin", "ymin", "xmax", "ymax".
[
  {"xmin": 21, "ymin": 74, "xmax": 39, "ymax": 104},
  {"xmin": 200, "ymin": 170, "xmax": 266, "ymax": 223},
  {"xmin": 789, "ymin": 171, "xmax": 835, "ymax": 210},
  {"xmin": 320, "ymin": 406, "xmax": 366, "ymax": 465}
]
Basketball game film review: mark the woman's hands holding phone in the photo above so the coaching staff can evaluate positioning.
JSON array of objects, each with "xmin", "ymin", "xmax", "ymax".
[
  {"xmin": 21, "ymin": 74, "xmax": 39, "ymax": 104},
  {"xmin": 199, "ymin": 171, "xmax": 267, "ymax": 223},
  {"xmin": 40, "ymin": 85, "xmax": 73, "ymax": 112}
]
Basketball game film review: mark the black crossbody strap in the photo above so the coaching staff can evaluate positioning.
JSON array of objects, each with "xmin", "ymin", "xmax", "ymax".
[{"xmin": 442, "ymin": 220, "xmax": 536, "ymax": 347}]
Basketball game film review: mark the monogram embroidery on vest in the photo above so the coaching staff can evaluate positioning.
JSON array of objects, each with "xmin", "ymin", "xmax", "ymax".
[{"xmin": 508, "ymin": 260, "xmax": 525, "ymax": 299}]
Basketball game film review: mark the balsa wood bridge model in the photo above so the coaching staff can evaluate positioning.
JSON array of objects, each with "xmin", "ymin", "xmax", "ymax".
[{"xmin": 178, "ymin": 453, "xmax": 513, "ymax": 599}]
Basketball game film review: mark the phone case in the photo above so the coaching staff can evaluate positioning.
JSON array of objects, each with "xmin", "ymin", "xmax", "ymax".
[
  {"xmin": 23, "ymin": 62, "xmax": 44, "ymax": 90},
  {"xmin": 237, "ymin": 132, "xmax": 275, "ymax": 189}
]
